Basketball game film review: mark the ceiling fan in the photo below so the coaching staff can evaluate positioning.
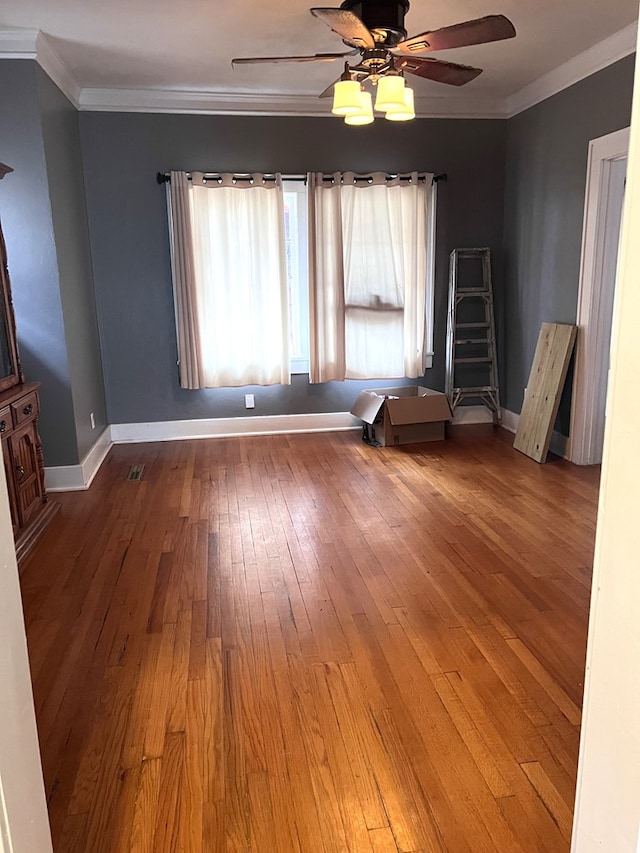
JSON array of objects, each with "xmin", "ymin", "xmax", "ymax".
[{"xmin": 232, "ymin": 0, "xmax": 516, "ymax": 93}]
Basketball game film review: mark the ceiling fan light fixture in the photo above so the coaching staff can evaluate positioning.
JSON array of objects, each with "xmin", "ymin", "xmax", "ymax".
[
  {"xmin": 234, "ymin": 9, "xmax": 517, "ymax": 113},
  {"xmin": 374, "ymin": 74, "xmax": 406, "ymax": 111},
  {"xmin": 385, "ymin": 85, "xmax": 415, "ymax": 121},
  {"xmin": 344, "ymin": 90, "xmax": 374, "ymax": 124},
  {"xmin": 332, "ymin": 79, "xmax": 363, "ymax": 115}
]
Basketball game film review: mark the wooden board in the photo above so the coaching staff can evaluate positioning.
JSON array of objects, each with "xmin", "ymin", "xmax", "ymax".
[{"xmin": 514, "ymin": 322, "xmax": 577, "ymax": 463}]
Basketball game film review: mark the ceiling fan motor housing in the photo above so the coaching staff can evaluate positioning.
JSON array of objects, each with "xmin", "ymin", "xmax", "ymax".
[{"xmin": 340, "ymin": 0, "xmax": 410, "ymax": 45}]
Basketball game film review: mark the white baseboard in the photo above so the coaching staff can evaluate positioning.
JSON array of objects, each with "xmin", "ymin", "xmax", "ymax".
[
  {"xmin": 451, "ymin": 405, "xmax": 495, "ymax": 425},
  {"xmin": 500, "ymin": 408, "xmax": 569, "ymax": 460},
  {"xmin": 45, "ymin": 427, "xmax": 113, "ymax": 491},
  {"xmin": 110, "ymin": 411, "xmax": 361, "ymax": 444},
  {"xmin": 112, "ymin": 407, "xmax": 494, "ymax": 444},
  {"xmin": 500, "ymin": 408, "xmax": 520, "ymax": 434},
  {"xmin": 45, "ymin": 413, "xmax": 361, "ymax": 490},
  {"xmin": 44, "ymin": 408, "xmax": 525, "ymax": 492}
]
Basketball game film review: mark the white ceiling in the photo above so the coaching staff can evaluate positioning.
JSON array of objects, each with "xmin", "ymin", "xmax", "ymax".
[{"xmin": 0, "ymin": 0, "xmax": 638, "ymax": 116}]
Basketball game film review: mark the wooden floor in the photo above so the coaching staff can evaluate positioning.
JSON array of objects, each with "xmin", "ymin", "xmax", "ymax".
[{"xmin": 19, "ymin": 425, "xmax": 600, "ymax": 853}]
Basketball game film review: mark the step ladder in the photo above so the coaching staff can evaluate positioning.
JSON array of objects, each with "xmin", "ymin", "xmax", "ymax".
[{"xmin": 445, "ymin": 247, "xmax": 501, "ymax": 423}]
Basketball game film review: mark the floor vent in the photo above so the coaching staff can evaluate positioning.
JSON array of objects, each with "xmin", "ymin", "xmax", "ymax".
[{"xmin": 126, "ymin": 464, "xmax": 145, "ymax": 482}]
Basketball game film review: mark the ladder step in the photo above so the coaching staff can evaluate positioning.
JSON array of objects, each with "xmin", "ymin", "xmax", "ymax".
[
  {"xmin": 455, "ymin": 338, "xmax": 490, "ymax": 345},
  {"xmin": 455, "ymin": 357, "xmax": 493, "ymax": 364},
  {"xmin": 453, "ymin": 386, "xmax": 498, "ymax": 393},
  {"xmin": 456, "ymin": 288, "xmax": 491, "ymax": 295},
  {"xmin": 455, "ymin": 322, "xmax": 490, "ymax": 329},
  {"xmin": 453, "ymin": 248, "xmax": 491, "ymax": 259}
]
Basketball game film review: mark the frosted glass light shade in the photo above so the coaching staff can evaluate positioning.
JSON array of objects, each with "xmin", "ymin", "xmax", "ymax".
[
  {"xmin": 374, "ymin": 76, "xmax": 406, "ymax": 112},
  {"xmin": 332, "ymin": 80, "xmax": 363, "ymax": 115},
  {"xmin": 344, "ymin": 91, "xmax": 374, "ymax": 125},
  {"xmin": 385, "ymin": 86, "xmax": 415, "ymax": 121}
]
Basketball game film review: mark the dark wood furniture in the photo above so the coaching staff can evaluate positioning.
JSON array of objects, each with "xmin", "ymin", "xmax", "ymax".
[{"xmin": 0, "ymin": 166, "xmax": 57, "ymax": 562}]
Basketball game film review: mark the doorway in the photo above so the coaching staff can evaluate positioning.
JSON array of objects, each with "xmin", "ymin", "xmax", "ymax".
[{"xmin": 569, "ymin": 127, "xmax": 630, "ymax": 465}]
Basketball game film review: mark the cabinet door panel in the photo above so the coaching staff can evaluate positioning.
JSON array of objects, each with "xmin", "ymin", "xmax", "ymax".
[{"xmin": 10, "ymin": 421, "xmax": 44, "ymax": 527}]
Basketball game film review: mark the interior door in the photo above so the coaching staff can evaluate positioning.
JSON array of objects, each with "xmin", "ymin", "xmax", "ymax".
[
  {"xmin": 592, "ymin": 157, "xmax": 627, "ymax": 462},
  {"xmin": 570, "ymin": 126, "xmax": 630, "ymax": 465}
]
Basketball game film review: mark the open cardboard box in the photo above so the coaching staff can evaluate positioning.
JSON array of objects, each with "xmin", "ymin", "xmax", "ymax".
[{"xmin": 350, "ymin": 386, "xmax": 453, "ymax": 447}]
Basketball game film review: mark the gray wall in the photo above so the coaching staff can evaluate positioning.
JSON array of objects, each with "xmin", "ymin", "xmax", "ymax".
[
  {"xmin": 37, "ymin": 68, "xmax": 107, "ymax": 459},
  {"xmin": 0, "ymin": 60, "xmax": 106, "ymax": 466},
  {"xmin": 0, "ymin": 60, "xmax": 78, "ymax": 466},
  {"xmin": 79, "ymin": 112, "xmax": 507, "ymax": 425},
  {"xmin": 502, "ymin": 55, "xmax": 635, "ymax": 427}
]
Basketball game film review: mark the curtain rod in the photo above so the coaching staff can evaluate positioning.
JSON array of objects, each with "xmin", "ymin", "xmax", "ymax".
[{"xmin": 157, "ymin": 171, "xmax": 446, "ymax": 185}]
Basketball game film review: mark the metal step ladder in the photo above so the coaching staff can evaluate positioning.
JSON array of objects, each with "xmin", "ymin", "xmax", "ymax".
[{"xmin": 445, "ymin": 247, "xmax": 501, "ymax": 423}]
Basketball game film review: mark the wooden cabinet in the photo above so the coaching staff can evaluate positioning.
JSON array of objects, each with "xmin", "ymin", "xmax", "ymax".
[
  {"xmin": 0, "ymin": 169, "xmax": 58, "ymax": 562},
  {"xmin": 1, "ymin": 382, "xmax": 56, "ymax": 560}
]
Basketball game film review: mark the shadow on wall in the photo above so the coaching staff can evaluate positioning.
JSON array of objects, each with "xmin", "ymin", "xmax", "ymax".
[{"xmin": 15, "ymin": 340, "xmax": 78, "ymax": 468}]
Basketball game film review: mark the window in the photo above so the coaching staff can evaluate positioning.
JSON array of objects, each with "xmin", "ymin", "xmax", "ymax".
[
  {"xmin": 283, "ymin": 181, "xmax": 310, "ymax": 374},
  {"xmin": 307, "ymin": 171, "xmax": 436, "ymax": 383},
  {"xmin": 167, "ymin": 170, "xmax": 436, "ymax": 389},
  {"xmin": 168, "ymin": 171, "xmax": 290, "ymax": 389}
]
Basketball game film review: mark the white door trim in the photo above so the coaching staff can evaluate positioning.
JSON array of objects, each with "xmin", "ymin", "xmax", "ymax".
[{"xmin": 569, "ymin": 126, "xmax": 630, "ymax": 465}]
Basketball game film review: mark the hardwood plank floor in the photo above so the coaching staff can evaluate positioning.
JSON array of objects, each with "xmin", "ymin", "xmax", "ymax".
[{"xmin": 19, "ymin": 425, "xmax": 600, "ymax": 852}]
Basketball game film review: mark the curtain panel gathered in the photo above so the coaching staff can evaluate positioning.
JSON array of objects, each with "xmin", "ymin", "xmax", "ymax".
[
  {"xmin": 308, "ymin": 171, "xmax": 436, "ymax": 383},
  {"xmin": 168, "ymin": 171, "xmax": 290, "ymax": 389}
]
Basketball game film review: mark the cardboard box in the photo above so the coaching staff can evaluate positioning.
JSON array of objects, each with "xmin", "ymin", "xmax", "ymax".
[{"xmin": 350, "ymin": 386, "xmax": 453, "ymax": 447}]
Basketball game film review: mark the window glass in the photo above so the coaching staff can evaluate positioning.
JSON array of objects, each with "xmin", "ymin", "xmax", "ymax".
[{"xmin": 283, "ymin": 182, "xmax": 310, "ymax": 374}]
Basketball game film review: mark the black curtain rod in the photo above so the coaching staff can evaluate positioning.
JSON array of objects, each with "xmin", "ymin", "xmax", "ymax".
[{"xmin": 157, "ymin": 171, "xmax": 446, "ymax": 185}]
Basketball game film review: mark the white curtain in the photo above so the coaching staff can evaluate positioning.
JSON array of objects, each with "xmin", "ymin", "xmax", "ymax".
[
  {"xmin": 308, "ymin": 171, "xmax": 436, "ymax": 382},
  {"xmin": 168, "ymin": 171, "xmax": 290, "ymax": 389}
]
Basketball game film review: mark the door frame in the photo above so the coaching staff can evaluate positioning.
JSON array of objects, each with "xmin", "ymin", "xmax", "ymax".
[{"xmin": 569, "ymin": 126, "xmax": 630, "ymax": 465}]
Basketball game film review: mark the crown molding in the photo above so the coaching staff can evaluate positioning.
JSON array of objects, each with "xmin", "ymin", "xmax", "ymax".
[
  {"xmin": 412, "ymin": 96, "xmax": 506, "ymax": 120},
  {"xmin": 79, "ymin": 88, "xmax": 333, "ymax": 116},
  {"xmin": 0, "ymin": 28, "xmax": 81, "ymax": 106},
  {"xmin": 78, "ymin": 85, "xmax": 507, "ymax": 118},
  {"xmin": 0, "ymin": 26, "xmax": 39, "ymax": 57},
  {"xmin": 506, "ymin": 21, "xmax": 638, "ymax": 118},
  {"xmin": 0, "ymin": 22, "xmax": 636, "ymax": 120},
  {"xmin": 35, "ymin": 31, "xmax": 81, "ymax": 107}
]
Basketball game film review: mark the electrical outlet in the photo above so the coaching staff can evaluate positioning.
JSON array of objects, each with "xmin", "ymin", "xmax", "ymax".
[
  {"xmin": 245, "ymin": 394, "xmax": 255, "ymax": 409},
  {"xmin": 90, "ymin": 412, "xmax": 96, "ymax": 429}
]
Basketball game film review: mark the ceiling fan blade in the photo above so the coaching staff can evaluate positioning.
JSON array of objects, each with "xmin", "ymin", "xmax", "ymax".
[
  {"xmin": 394, "ymin": 15, "xmax": 516, "ymax": 55},
  {"xmin": 232, "ymin": 52, "xmax": 354, "ymax": 66},
  {"xmin": 310, "ymin": 8, "xmax": 376, "ymax": 50},
  {"xmin": 394, "ymin": 56, "xmax": 482, "ymax": 86}
]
